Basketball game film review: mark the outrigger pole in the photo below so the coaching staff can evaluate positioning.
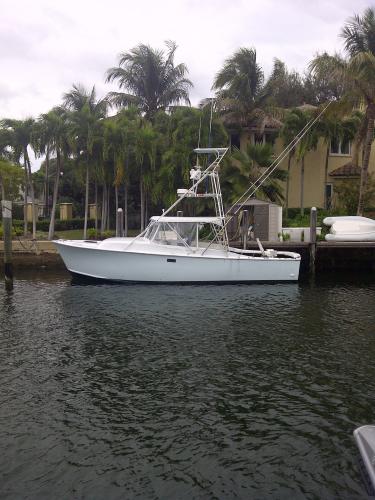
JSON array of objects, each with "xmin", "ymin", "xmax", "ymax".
[{"xmin": 201, "ymin": 100, "xmax": 333, "ymax": 254}]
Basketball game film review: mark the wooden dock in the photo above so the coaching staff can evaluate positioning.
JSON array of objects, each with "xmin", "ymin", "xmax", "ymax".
[{"xmin": 234, "ymin": 241, "xmax": 375, "ymax": 275}]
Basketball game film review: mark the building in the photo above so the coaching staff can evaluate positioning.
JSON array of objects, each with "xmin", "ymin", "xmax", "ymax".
[{"xmin": 233, "ymin": 113, "xmax": 375, "ymax": 211}]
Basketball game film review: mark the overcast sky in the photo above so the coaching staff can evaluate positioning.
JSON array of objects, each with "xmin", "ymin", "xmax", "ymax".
[{"xmin": 0, "ymin": 0, "xmax": 372, "ymax": 169}]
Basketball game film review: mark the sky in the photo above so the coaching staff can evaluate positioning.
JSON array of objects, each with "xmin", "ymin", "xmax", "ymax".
[{"xmin": 0, "ymin": 0, "xmax": 372, "ymax": 168}]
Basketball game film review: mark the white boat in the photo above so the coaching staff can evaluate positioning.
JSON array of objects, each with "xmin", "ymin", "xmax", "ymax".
[
  {"xmin": 354, "ymin": 425, "xmax": 375, "ymax": 495},
  {"xmin": 54, "ymin": 148, "xmax": 301, "ymax": 282},
  {"xmin": 324, "ymin": 216, "xmax": 375, "ymax": 241}
]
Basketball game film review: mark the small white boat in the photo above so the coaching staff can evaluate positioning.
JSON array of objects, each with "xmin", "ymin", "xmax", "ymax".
[
  {"xmin": 354, "ymin": 425, "xmax": 375, "ymax": 495},
  {"xmin": 55, "ymin": 148, "xmax": 301, "ymax": 282},
  {"xmin": 324, "ymin": 216, "xmax": 375, "ymax": 241}
]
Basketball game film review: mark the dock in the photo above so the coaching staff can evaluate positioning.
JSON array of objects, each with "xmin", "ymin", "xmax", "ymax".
[{"xmin": 235, "ymin": 241, "xmax": 375, "ymax": 275}]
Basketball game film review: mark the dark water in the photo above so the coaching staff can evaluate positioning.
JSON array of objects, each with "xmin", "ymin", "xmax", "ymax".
[{"xmin": 1, "ymin": 271, "xmax": 375, "ymax": 499}]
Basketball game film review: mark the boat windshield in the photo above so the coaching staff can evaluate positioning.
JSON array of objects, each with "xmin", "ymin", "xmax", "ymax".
[{"xmin": 145, "ymin": 222, "xmax": 198, "ymax": 246}]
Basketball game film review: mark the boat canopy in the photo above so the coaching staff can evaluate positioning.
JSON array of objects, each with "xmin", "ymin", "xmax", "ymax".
[{"xmin": 150, "ymin": 216, "xmax": 223, "ymax": 225}]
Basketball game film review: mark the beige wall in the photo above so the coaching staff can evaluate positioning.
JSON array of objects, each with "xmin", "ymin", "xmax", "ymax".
[{"xmin": 240, "ymin": 131, "xmax": 375, "ymax": 209}]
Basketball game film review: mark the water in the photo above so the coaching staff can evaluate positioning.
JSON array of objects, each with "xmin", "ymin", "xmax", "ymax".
[{"xmin": 1, "ymin": 271, "xmax": 375, "ymax": 499}]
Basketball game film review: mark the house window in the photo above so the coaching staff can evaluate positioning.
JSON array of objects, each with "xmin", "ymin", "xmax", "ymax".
[
  {"xmin": 330, "ymin": 137, "xmax": 351, "ymax": 155},
  {"xmin": 230, "ymin": 133, "xmax": 241, "ymax": 150},
  {"xmin": 325, "ymin": 183, "xmax": 333, "ymax": 209},
  {"xmin": 254, "ymin": 133, "xmax": 264, "ymax": 145},
  {"xmin": 253, "ymin": 132, "xmax": 276, "ymax": 146}
]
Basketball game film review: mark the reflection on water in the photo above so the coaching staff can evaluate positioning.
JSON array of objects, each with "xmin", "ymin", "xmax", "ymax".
[{"xmin": 0, "ymin": 270, "xmax": 375, "ymax": 499}]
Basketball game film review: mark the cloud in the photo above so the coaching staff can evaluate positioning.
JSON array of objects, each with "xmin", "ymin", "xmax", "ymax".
[{"xmin": 0, "ymin": 1, "xmax": 371, "ymax": 124}]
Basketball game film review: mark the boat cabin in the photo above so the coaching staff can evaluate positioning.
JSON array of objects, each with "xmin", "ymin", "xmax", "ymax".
[{"xmin": 145, "ymin": 216, "xmax": 223, "ymax": 248}]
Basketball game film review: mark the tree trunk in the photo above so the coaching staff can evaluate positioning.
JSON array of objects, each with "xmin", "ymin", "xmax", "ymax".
[
  {"xmin": 144, "ymin": 188, "xmax": 148, "ymax": 228},
  {"xmin": 357, "ymin": 104, "xmax": 375, "ymax": 216},
  {"xmin": 115, "ymin": 184, "xmax": 119, "ymax": 214},
  {"xmin": 140, "ymin": 176, "xmax": 145, "ymax": 232},
  {"xmin": 106, "ymin": 185, "xmax": 110, "ymax": 230},
  {"xmin": 285, "ymin": 152, "xmax": 292, "ymax": 219},
  {"xmin": 45, "ymin": 146, "xmax": 50, "ymax": 217},
  {"xmin": 300, "ymin": 156, "xmax": 305, "ymax": 217},
  {"xmin": 83, "ymin": 163, "xmax": 89, "ymax": 239},
  {"xmin": 23, "ymin": 158, "xmax": 28, "ymax": 237},
  {"xmin": 101, "ymin": 183, "xmax": 106, "ymax": 234},
  {"xmin": 324, "ymin": 145, "xmax": 330, "ymax": 210},
  {"xmin": 48, "ymin": 150, "xmax": 61, "ymax": 240},
  {"xmin": 94, "ymin": 179, "xmax": 98, "ymax": 233},
  {"xmin": 25, "ymin": 150, "xmax": 36, "ymax": 240},
  {"xmin": 124, "ymin": 182, "xmax": 128, "ymax": 237}
]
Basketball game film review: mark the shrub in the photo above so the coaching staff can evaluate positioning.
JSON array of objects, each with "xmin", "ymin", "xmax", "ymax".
[
  {"xmin": 335, "ymin": 175, "xmax": 375, "ymax": 214},
  {"xmin": 86, "ymin": 228, "xmax": 98, "ymax": 240},
  {"xmin": 86, "ymin": 228, "xmax": 114, "ymax": 240},
  {"xmin": 11, "ymin": 218, "xmax": 96, "ymax": 232}
]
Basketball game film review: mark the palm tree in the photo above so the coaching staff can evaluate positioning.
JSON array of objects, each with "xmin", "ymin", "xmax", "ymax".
[
  {"xmin": 106, "ymin": 41, "xmax": 193, "ymax": 121},
  {"xmin": 310, "ymin": 7, "xmax": 375, "ymax": 215},
  {"xmin": 212, "ymin": 48, "xmax": 270, "ymax": 127},
  {"xmin": 134, "ymin": 123, "xmax": 158, "ymax": 230},
  {"xmin": 264, "ymin": 58, "xmax": 305, "ymax": 108},
  {"xmin": 281, "ymin": 108, "xmax": 319, "ymax": 216},
  {"xmin": 38, "ymin": 108, "xmax": 70, "ymax": 239},
  {"xmin": 1, "ymin": 118, "xmax": 37, "ymax": 238},
  {"xmin": 222, "ymin": 143, "xmax": 287, "ymax": 205},
  {"xmin": 0, "ymin": 160, "xmax": 24, "ymax": 201},
  {"xmin": 63, "ymin": 84, "xmax": 108, "ymax": 238},
  {"xmin": 280, "ymin": 113, "xmax": 299, "ymax": 218},
  {"xmin": 153, "ymin": 106, "xmax": 227, "ymax": 207}
]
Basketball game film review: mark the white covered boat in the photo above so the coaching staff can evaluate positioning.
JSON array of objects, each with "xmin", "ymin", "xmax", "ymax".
[
  {"xmin": 324, "ymin": 216, "xmax": 375, "ymax": 241},
  {"xmin": 55, "ymin": 148, "xmax": 301, "ymax": 282}
]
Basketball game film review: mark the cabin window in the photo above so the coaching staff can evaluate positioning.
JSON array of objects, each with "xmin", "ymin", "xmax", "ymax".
[{"xmin": 330, "ymin": 137, "xmax": 351, "ymax": 155}]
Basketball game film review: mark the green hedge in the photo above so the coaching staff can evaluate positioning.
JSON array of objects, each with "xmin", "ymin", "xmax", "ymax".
[{"xmin": 12, "ymin": 218, "xmax": 96, "ymax": 232}]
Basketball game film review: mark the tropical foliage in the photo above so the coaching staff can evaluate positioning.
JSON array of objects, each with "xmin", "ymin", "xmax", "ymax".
[
  {"xmin": 106, "ymin": 41, "xmax": 192, "ymax": 120},
  {"xmin": 2, "ymin": 11, "xmax": 375, "ymax": 241},
  {"xmin": 310, "ymin": 7, "xmax": 375, "ymax": 215}
]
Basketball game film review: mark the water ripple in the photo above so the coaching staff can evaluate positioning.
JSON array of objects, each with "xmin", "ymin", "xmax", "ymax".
[{"xmin": 0, "ymin": 272, "xmax": 374, "ymax": 499}]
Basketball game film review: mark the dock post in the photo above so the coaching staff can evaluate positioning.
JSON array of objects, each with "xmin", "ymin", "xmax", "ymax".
[
  {"xmin": 309, "ymin": 207, "xmax": 317, "ymax": 275},
  {"xmin": 116, "ymin": 208, "xmax": 124, "ymax": 237},
  {"xmin": 242, "ymin": 209, "xmax": 249, "ymax": 249},
  {"xmin": 2, "ymin": 200, "xmax": 13, "ymax": 290}
]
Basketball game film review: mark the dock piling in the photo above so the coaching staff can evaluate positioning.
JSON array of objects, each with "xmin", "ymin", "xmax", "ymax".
[
  {"xmin": 116, "ymin": 208, "xmax": 124, "ymax": 237},
  {"xmin": 309, "ymin": 207, "xmax": 317, "ymax": 275},
  {"xmin": 2, "ymin": 200, "xmax": 13, "ymax": 289}
]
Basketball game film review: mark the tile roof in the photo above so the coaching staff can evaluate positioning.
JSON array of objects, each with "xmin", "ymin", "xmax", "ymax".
[{"xmin": 329, "ymin": 162, "xmax": 361, "ymax": 177}]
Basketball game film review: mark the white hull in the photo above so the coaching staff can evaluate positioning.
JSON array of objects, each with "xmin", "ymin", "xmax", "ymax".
[{"xmin": 54, "ymin": 239, "xmax": 300, "ymax": 282}]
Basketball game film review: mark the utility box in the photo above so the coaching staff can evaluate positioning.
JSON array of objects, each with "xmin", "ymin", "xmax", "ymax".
[
  {"xmin": 26, "ymin": 202, "xmax": 39, "ymax": 222},
  {"xmin": 227, "ymin": 198, "xmax": 282, "ymax": 242},
  {"xmin": 60, "ymin": 203, "xmax": 73, "ymax": 220},
  {"xmin": 89, "ymin": 204, "xmax": 97, "ymax": 220}
]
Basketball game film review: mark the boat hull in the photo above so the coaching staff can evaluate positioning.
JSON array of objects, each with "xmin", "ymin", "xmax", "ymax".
[{"xmin": 55, "ymin": 241, "xmax": 300, "ymax": 282}]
